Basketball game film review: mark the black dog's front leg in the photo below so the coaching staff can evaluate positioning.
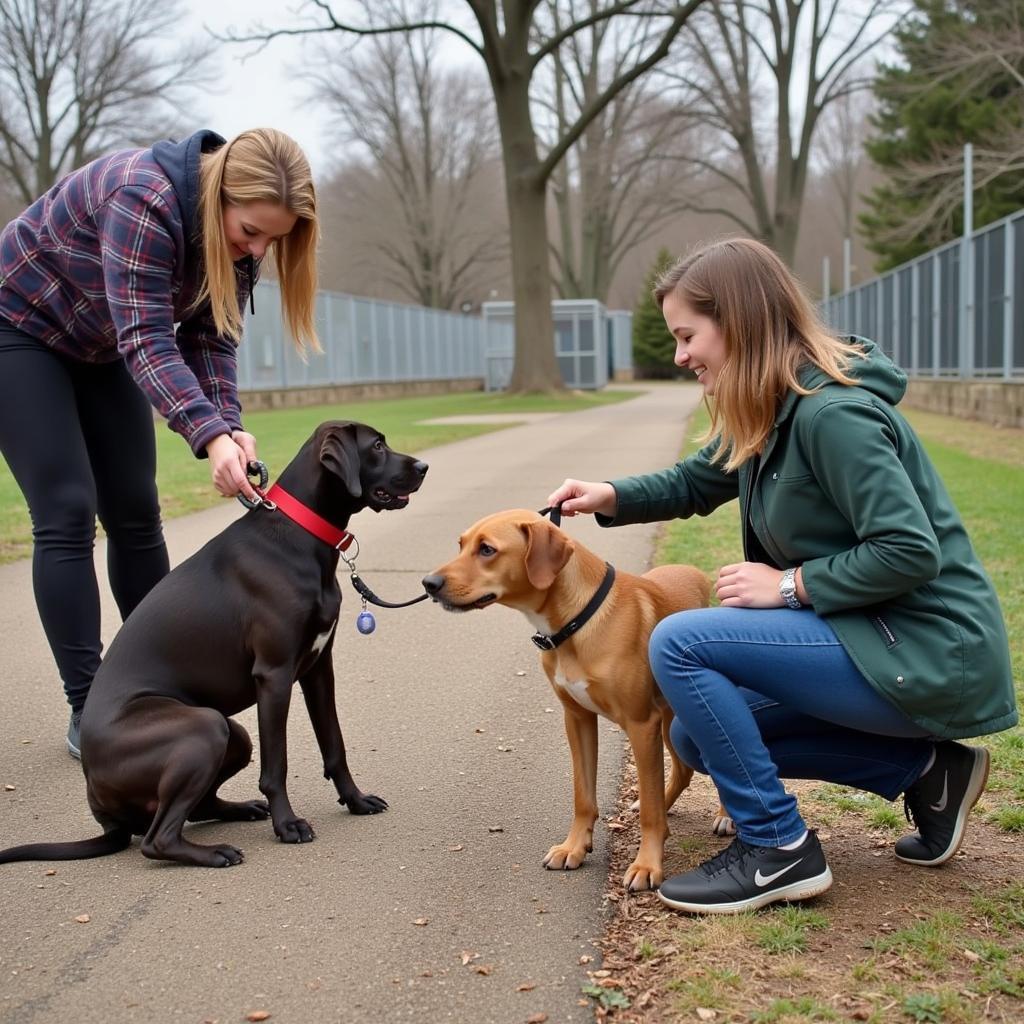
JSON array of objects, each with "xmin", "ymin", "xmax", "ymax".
[
  {"xmin": 254, "ymin": 667, "xmax": 316, "ymax": 844},
  {"xmin": 299, "ymin": 653, "xmax": 387, "ymax": 815}
]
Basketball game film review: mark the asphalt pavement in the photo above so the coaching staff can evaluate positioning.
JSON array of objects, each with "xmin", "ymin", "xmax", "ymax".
[{"xmin": 0, "ymin": 382, "xmax": 702, "ymax": 1024}]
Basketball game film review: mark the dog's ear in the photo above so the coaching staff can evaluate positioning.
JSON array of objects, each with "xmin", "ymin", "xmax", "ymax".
[
  {"xmin": 522, "ymin": 520, "xmax": 573, "ymax": 590},
  {"xmin": 319, "ymin": 424, "xmax": 362, "ymax": 497}
]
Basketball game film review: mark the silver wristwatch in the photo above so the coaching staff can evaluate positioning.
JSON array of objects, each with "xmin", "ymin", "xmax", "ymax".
[{"xmin": 779, "ymin": 567, "xmax": 802, "ymax": 609}]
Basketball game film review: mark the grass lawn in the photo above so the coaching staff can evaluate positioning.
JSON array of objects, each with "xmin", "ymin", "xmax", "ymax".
[{"xmin": 0, "ymin": 387, "xmax": 636, "ymax": 563}]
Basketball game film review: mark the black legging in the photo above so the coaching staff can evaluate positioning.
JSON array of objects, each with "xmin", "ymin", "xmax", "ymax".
[{"xmin": 0, "ymin": 322, "xmax": 170, "ymax": 711}]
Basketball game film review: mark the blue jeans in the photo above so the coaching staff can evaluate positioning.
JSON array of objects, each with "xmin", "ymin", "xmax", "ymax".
[{"xmin": 649, "ymin": 607, "xmax": 934, "ymax": 847}]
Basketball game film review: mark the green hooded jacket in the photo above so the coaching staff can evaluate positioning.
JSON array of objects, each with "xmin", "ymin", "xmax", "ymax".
[{"xmin": 600, "ymin": 340, "xmax": 1016, "ymax": 740}]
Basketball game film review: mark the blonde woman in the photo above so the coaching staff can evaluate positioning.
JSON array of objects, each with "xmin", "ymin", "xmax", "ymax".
[
  {"xmin": 0, "ymin": 128, "xmax": 319, "ymax": 758},
  {"xmin": 547, "ymin": 238, "xmax": 1015, "ymax": 914}
]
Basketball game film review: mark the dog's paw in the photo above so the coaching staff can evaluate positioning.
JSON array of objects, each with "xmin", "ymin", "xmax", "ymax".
[
  {"xmin": 341, "ymin": 792, "xmax": 388, "ymax": 815},
  {"xmin": 543, "ymin": 842, "xmax": 589, "ymax": 871},
  {"xmin": 210, "ymin": 844, "xmax": 245, "ymax": 867},
  {"xmin": 712, "ymin": 812, "xmax": 736, "ymax": 836},
  {"xmin": 622, "ymin": 860, "xmax": 662, "ymax": 892},
  {"xmin": 275, "ymin": 817, "xmax": 316, "ymax": 843}
]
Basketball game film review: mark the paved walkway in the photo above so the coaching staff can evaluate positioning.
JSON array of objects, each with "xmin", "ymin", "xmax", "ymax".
[{"xmin": 0, "ymin": 383, "xmax": 702, "ymax": 1024}]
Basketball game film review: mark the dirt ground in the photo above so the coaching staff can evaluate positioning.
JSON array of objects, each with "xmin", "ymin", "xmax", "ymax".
[{"xmin": 584, "ymin": 753, "xmax": 1024, "ymax": 1023}]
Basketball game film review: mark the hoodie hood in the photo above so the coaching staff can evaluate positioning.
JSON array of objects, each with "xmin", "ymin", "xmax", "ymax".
[
  {"xmin": 151, "ymin": 129, "xmax": 227, "ymax": 244},
  {"xmin": 798, "ymin": 336, "xmax": 907, "ymax": 406}
]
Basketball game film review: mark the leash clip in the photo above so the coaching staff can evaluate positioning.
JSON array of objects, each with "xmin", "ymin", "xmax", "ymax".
[
  {"xmin": 531, "ymin": 633, "xmax": 557, "ymax": 651},
  {"xmin": 236, "ymin": 460, "xmax": 276, "ymax": 510}
]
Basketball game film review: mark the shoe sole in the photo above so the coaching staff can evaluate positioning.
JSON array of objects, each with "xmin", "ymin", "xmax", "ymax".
[
  {"xmin": 895, "ymin": 746, "xmax": 990, "ymax": 867},
  {"xmin": 66, "ymin": 738, "xmax": 81, "ymax": 760},
  {"xmin": 656, "ymin": 866, "xmax": 834, "ymax": 915}
]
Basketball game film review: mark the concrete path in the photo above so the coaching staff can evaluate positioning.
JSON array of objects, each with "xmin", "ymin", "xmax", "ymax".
[{"xmin": 0, "ymin": 383, "xmax": 702, "ymax": 1024}]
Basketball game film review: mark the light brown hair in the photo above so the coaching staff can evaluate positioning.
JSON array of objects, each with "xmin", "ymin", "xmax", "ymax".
[
  {"xmin": 654, "ymin": 237, "xmax": 862, "ymax": 471},
  {"xmin": 197, "ymin": 128, "xmax": 320, "ymax": 352}
]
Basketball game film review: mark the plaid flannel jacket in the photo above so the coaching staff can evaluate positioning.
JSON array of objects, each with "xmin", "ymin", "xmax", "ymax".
[{"xmin": 0, "ymin": 145, "xmax": 254, "ymax": 456}]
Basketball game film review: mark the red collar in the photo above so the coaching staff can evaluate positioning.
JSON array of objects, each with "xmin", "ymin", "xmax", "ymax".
[{"xmin": 265, "ymin": 483, "xmax": 355, "ymax": 551}]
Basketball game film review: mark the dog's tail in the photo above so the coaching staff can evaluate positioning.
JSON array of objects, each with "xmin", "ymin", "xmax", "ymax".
[{"xmin": 0, "ymin": 828, "xmax": 132, "ymax": 864}]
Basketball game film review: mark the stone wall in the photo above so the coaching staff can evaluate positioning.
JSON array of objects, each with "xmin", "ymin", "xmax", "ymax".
[
  {"xmin": 241, "ymin": 377, "xmax": 485, "ymax": 412},
  {"xmin": 903, "ymin": 380, "xmax": 1024, "ymax": 429}
]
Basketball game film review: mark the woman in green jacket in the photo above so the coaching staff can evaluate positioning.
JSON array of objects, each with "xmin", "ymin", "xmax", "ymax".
[{"xmin": 547, "ymin": 238, "xmax": 1016, "ymax": 915}]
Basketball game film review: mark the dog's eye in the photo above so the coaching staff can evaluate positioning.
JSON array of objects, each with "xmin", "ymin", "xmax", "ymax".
[
  {"xmin": 373, "ymin": 439, "xmax": 384, "ymax": 451},
  {"xmin": 478, "ymin": 543, "xmax": 496, "ymax": 557}
]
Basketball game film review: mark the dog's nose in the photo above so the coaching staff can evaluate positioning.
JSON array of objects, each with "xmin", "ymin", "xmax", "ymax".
[
  {"xmin": 413, "ymin": 460, "xmax": 428, "ymax": 477},
  {"xmin": 422, "ymin": 574, "xmax": 444, "ymax": 596}
]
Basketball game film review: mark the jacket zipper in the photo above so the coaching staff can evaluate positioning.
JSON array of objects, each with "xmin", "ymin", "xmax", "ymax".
[{"xmin": 871, "ymin": 614, "xmax": 900, "ymax": 649}]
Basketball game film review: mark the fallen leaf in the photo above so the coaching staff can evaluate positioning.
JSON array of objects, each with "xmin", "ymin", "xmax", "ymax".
[
  {"xmin": 420, "ymin": 970, "xmax": 433, "ymax": 977},
  {"xmin": 579, "ymin": 955, "xmax": 594, "ymax": 964},
  {"xmin": 517, "ymin": 982, "xmax": 536, "ymax": 992},
  {"xmin": 448, "ymin": 844, "xmax": 464, "ymax": 852},
  {"xmin": 412, "ymin": 918, "xmax": 429, "ymax": 926},
  {"xmin": 963, "ymin": 949, "xmax": 982, "ymax": 962},
  {"xmin": 592, "ymin": 969, "xmax": 612, "ymax": 978},
  {"xmin": 4, "ymin": 784, "xmax": 14, "ymax": 791},
  {"xmin": 461, "ymin": 950, "xmax": 480, "ymax": 965},
  {"xmin": 473, "ymin": 965, "xmax": 492, "ymax": 976},
  {"xmin": 488, "ymin": 826, "xmax": 504, "ymax": 833},
  {"xmin": 245, "ymin": 1013, "xmax": 271, "ymax": 1022},
  {"xmin": 527, "ymin": 1014, "xmax": 548, "ymax": 1023},
  {"xmin": 606, "ymin": 822, "xmax": 627, "ymax": 832},
  {"xmin": 73, "ymin": 914, "xmax": 90, "ymax": 924},
  {"xmin": 598, "ymin": 978, "xmax": 623, "ymax": 989},
  {"xmin": 696, "ymin": 1008, "xmax": 716, "ymax": 1021},
  {"xmin": 44, "ymin": 869, "xmax": 56, "ymax": 877}
]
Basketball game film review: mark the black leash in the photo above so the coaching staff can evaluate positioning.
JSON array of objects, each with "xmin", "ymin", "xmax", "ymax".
[
  {"xmin": 531, "ymin": 503, "xmax": 617, "ymax": 651},
  {"xmin": 349, "ymin": 569, "xmax": 429, "ymax": 609}
]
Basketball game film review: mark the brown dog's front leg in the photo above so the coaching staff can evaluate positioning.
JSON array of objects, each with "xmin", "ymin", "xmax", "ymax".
[
  {"xmin": 299, "ymin": 656, "xmax": 387, "ymax": 815},
  {"xmin": 543, "ymin": 702, "xmax": 599, "ymax": 872},
  {"xmin": 254, "ymin": 668, "xmax": 315, "ymax": 844}
]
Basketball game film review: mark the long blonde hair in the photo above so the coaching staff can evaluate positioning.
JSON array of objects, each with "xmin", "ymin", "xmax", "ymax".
[
  {"xmin": 654, "ymin": 238, "xmax": 862, "ymax": 472},
  {"xmin": 197, "ymin": 128, "xmax": 320, "ymax": 352}
]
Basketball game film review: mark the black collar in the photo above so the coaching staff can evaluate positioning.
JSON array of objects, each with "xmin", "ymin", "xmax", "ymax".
[{"xmin": 531, "ymin": 562, "xmax": 616, "ymax": 652}]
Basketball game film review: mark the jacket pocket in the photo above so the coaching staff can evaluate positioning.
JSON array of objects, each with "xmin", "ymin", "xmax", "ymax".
[{"xmin": 869, "ymin": 612, "xmax": 900, "ymax": 649}]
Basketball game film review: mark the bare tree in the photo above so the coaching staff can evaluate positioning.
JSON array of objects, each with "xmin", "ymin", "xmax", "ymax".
[
  {"xmin": 226, "ymin": 0, "xmax": 704, "ymax": 393},
  {"xmin": 662, "ymin": 0, "xmax": 905, "ymax": 265},
  {"xmin": 815, "ymin": 82, "xmax": 874, "ymax": 243},
  {"xmin": 538, "ymin": 1, "xmax": 702, "ymax": 302},
  {"xmin": 0, "ymin": 0, "xmax": 215, "ymax": 206},
  {"xmin": 304, "ymin": 19, "xmax": 506, "ymax": 310}
]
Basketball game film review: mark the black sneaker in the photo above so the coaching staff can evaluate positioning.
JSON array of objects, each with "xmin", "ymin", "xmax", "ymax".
[
  {"xmin": 657, "ymin": 831, "xmax": 833, "ymax": 915},
  {"xmin": 895, "ymin": 741, "xmax": 989, "ymax": 866},
  {"xmin": 66, "ymin": 709, "xmax": 83, "ymax": 760}
]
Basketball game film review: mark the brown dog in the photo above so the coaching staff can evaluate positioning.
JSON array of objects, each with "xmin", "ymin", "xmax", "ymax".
[{"xmin": 422, "ymin": 509, "xmax": 728, "ymax": 891}]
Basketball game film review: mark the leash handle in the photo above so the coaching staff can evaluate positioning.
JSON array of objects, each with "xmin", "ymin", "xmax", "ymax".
[
  {"xmin": 349, "ymin": 570, "xmax": 429, "ymax": 609},
  {"xmin": 536, "ymin": 503, "xmax": 563, "ymax": 528},
  {"xmin": 237, "ymin": 460, "xmax": 272, "ymax": 510}
]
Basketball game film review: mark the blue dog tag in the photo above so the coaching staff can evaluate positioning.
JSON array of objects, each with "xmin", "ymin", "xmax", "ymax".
[{"xmin": 356, "ymin": 611, "xmax": 376, "ymax": 635}]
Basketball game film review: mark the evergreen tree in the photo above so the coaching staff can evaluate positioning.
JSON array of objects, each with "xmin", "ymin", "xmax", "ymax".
[
  {"xmin": 861, "ymin": 0, "xmax": 1024, "ymax": 271},
  {"xmin": 632, "ymin": 248, "xmax": 679, "ymax": 379}
]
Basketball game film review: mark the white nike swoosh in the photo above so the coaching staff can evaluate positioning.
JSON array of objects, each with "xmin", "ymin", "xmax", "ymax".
[
  {"xmin": 754, "ymin": 858, "xmax": 804, "ymax": 887},
  {"xmin": 930, "ymin": 771, "xmax": 949, "ymax": 812}
]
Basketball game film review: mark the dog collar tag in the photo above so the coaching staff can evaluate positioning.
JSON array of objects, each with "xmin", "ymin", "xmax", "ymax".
[{"xmin": 356, "ymin": 610, "xmax": 376, "ymax": 635}]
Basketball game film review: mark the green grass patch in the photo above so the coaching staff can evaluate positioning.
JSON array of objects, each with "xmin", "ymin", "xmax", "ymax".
[
  {"xmin": 750, "ymin": 996, "xmax": 839, "ymax": 1022},
  {"xmin": 755, "ymin": 905, "xmax": 830, "ymax": 954},
  {"xmin": 0, "ymin": 388, "xmax": 636, "ymax": 564}
]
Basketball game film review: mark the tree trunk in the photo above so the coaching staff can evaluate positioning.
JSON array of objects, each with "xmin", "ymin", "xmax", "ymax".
[{"xmin": 493, "ymin": 70, "xmax": 564, "ymax": 393}]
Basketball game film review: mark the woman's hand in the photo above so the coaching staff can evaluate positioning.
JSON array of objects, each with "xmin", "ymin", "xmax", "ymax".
[
  {"xmin": 205, "ymin": 432, "xmax": 258, "ymax": 501},
  {"xmin": 716, "ymin": 561, "xmax": 806, "ymax": 608},
  {"xmin": 545, "ymin": 478, "xmax": 618, "ymax": 518}
]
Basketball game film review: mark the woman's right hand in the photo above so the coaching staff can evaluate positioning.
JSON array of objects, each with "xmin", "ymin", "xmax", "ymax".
[
  {"xmin": 546, "ymin": 479, "xmax": 618, "ymax": 518},
  {"xmin": 205, "ymin": 433, "xmax": 258, "ymax": 501}
]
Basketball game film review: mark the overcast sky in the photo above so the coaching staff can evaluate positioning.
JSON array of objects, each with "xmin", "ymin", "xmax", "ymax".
[{"xmin": 182, "ymin": 0, "xmax": 334, "ymax": 176}]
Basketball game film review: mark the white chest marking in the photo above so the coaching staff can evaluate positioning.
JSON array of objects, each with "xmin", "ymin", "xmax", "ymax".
[
  {"xmin": 310, "ymin": 621, "xmax": 338, "ymax": 659},
  {"xmin": 553, "ymin": 669, "xmax": 603, "ymax": 716}
]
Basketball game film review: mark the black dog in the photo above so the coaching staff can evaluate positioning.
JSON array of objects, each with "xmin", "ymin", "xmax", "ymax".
[{"xmin": 0, "ymin": 422, "xmax": 427, "ymax": 868}]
